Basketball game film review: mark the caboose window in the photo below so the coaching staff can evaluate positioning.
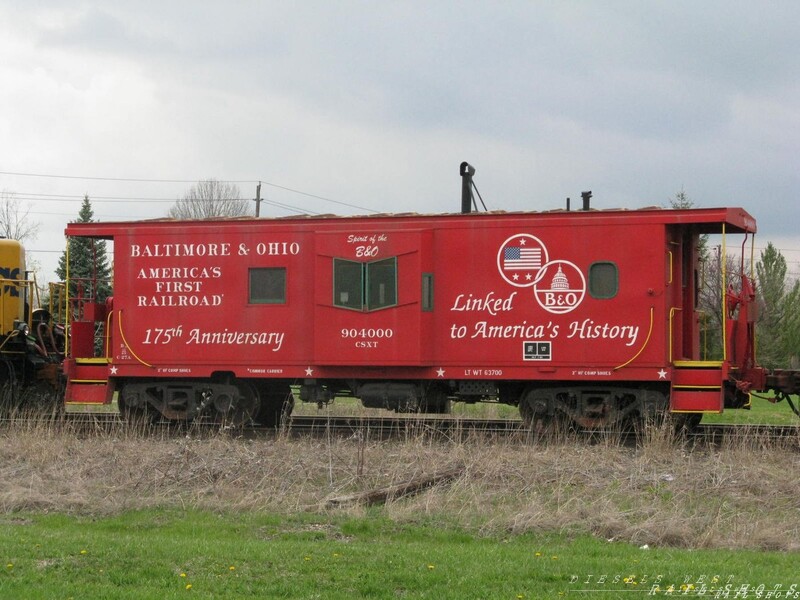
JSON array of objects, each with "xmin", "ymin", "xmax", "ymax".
[
  {"xmin": 422, "ymin": 273, "xmax": 434, "ymax": 311},
  {"xmin": 367, "ymin": 258, "xmax": 397, "ymax": 310},
  {"xmin": 333, "ymin": 257, "xmax": 397, "ymax": 311},
  {"xmin": 589, "ymin": 262, "xmax": 618, "ymax": 299},
  {"xmin": 249, "ymin": 267, "xmax": 287, "ymax": 304},
  {"xmin": 334, "ymin": 259, "xmax": 363, "ymax": 310}
]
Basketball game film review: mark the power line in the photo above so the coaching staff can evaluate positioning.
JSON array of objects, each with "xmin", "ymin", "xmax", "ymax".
[
  {"xmin": 0, "ymin": 170, "xmax": 256, "ymax": 184},
  {"xmin": 16, "ymin": 192, "xmax": 176, "ymax": 203},
  {"xmin": 257, "ymin": 179, "xmax": 379, "ymax": 214},
  {"xmin": 1, "ymin": 169, "xmax": 380, "ymax": 214},
  {"xmin": 21, "ymin": 194, "xmax": 321, "ymax": 217}
]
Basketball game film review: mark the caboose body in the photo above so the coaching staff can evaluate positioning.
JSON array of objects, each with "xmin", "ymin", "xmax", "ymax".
[{"xmin": 63, "ymin": 205, "xmax": 763, "ymax": 428}]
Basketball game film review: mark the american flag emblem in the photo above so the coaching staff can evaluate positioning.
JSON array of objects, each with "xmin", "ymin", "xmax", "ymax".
[
  {"xmin": 503, "ymin": 247, "xmax": 542, "ymax": 270},
  {"xmin": 496, "ymin": 233, "xmax": 549, "ymax": 288}
]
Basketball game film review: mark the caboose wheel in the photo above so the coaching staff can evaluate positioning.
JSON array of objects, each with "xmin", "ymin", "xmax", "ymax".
[
  {"xmin": 255, "ymin": 384, "xmax": 294, "ymax": 428},
  {"xmin": 519, "ymin": 397, "xmax": 556, "ymax": 434},
  {"xmin": 221, "ymin": 381, "xmax": 259, "ymax": 427}
]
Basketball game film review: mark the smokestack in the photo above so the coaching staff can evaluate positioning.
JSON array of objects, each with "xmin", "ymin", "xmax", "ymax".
[
  {"xmin": 581, "ymin": 190, "xmax": 592, "ymax": 211},
  {"xmin": 460, "ymin": 162, "xmax": 475, "ymax": 213}
]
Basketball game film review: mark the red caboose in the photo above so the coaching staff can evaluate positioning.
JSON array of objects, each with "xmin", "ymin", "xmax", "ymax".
[{"xmin": 62, "ymin": 198, "xmax": 764, "ymax": 428}]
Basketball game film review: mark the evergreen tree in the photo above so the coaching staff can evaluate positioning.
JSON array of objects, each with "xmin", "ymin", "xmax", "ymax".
[
  {"xmin": 784, "ymin": 280, "xmax": 800, "ymax": 368},
  {"xmin": 755, "ymin": 243, "xmax": 799, "ymax": 369},
  {"xmin": 56, "ymin": 195, "xmax": 112, "ymax": 302},
  {"xmin": 669, "ymin": 187, "xmax": 708, "ymax": 259}
]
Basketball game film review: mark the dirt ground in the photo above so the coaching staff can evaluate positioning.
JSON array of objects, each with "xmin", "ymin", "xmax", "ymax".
[{"xmin": 1, "ymin": 419, "xmax": 799, "ymax": 551}]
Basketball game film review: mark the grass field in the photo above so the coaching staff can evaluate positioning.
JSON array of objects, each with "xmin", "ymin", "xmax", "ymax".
[
  {"xmin": 2, "ymin": 509, "xmax": 798, "ymax": 599},
  {"xmin": 702, "ymin": 393, "xmax": 800, "ymax": 425},
  {"xmin": 5, "ymin": 395, "xmax": 800, "ymax": 597}
]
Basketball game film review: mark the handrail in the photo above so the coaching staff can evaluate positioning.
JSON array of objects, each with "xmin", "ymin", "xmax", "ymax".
[
  {"xmin": 116, "ymin": 310, "xmax": 152, "ymax": 368},
  {"xmin": 614, "ymin": 306, "xmax": 654, "ymax": 370},
  {"xmin": 669, "ymin": 306, "xmax": 682, "ymax": 363},
  {"xmin": 667, "ymin": 250, "xmax": 673, "ymax": 285},
  {"xmin": 721, "ymin": 223, "xmax": 727, "ymax": 361}
]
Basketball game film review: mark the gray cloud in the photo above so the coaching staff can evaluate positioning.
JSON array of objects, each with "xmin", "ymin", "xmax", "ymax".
[{"xmin": 1, "ymin": 1, "xmax": 798, "ymax": 278}]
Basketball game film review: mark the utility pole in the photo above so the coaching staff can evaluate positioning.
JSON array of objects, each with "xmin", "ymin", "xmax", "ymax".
[{"xmin": 254, "ymin": 182, "xmax": 262, "ymax": 217}]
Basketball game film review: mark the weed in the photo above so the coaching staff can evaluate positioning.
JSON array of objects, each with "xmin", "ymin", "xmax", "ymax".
[{"xmin": 0, "ymin": 414, "xmax": 798, "ymax": 550}]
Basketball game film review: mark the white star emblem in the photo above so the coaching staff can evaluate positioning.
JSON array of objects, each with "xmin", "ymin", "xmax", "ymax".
[
  {"xmin": 109, "ymin": 365, "xmax": 118, "ymax": 375},
  {"xmin": 657, "ymin": 369, "xmax": 668, "ymax": 380},
  {"xmin": 305, "ymin": 367, "xmax": 314, "ymax": 377},
  {"xmin": 525, "ymin": 273, "xmax": 532, "ymax": 280},
  {"xmin": 519, "ymin": 239, "xmax": 526, "ymax": 245},
  {"xmin": 436, "ymin": 368, "xmax": 445, "ymax": 378},
  {"xmin": 513, "ymin": 273, "xmax": 519, "ymax": 280}
]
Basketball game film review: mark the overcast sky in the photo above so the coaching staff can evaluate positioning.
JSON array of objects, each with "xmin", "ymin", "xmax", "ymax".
[{"xmin": 1, "ymin": 1, "xmax": 798, "ymax": 280}]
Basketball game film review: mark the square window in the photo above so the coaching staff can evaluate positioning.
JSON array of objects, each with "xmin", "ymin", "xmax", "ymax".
[{"xmin": 249, "ymin": 268, "xmax": 286, "ymax": 304}]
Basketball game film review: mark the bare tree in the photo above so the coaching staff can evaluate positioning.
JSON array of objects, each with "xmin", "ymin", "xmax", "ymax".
[
  {"xmin": 698, "ymin": 247, "xmax": 743, "ymax": 361},
  {"xmin": 168, "ymin": 179, "xmax": 253, "ymax": 219},
  {"xmin": 0, "ymin": 190, "xmax": 40, "ymax": 242}
]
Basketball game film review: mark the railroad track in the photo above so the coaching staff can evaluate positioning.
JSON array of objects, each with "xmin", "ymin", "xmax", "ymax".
[
  {"xmin": 284, "ymin": 415, "xmax": 524, "ymax": 437},
  {"xmin": 3, "ymin": 411, "xmax": 799, "ymax": 444}
]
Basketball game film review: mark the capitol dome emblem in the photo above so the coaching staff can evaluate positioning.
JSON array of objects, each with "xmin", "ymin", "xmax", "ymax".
[{"xmin": 533, "ymin": 260, "xmax": 586, "ymax": 315}]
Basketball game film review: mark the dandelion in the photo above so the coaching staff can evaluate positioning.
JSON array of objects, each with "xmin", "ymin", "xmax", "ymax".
[
  {"xmin": 6, "ymin": 563, "xmax": 12, "ymax": 569},
  {"xmin": 80, "ymin": 550, "xmax": 88, "ymax": 555},
  {"xmin": 551, "ymin": 556, "xmax": 558, "ymax": 560},
  {"xmin": 180, "ymin": 573, "xmax": 187, "ymax": 578},
  {"xmin": 185, "ymin": 583, "xmax": 192, "ymax": 590},
  {"xmin": 229, "ymin": 566, "xmax": 236, "ymax": 571},
  {"xmin": 517, "ymin": 595, "xmax": 524, "ymax": 599},
  {"xmin": 304, "ymin": 556, "xmax": 311, "ymax": 562},
  {"xmin": 333, "ymin": 553, "xmax": 340, "ymax": 558},
  {"xmin": 427, "ymin": 564, "xmax": 435, "ymax": 570}
]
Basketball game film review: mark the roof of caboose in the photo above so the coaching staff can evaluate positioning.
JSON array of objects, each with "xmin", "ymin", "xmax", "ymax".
[{"xmin": 64, "ymin": 205, "xmax": 757, "ymax": 238}]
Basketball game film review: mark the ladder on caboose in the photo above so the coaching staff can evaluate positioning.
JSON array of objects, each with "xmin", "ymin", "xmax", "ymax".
[{"xmin": 63, "ymin": 300, "xmax": 112, "ymax": 407}]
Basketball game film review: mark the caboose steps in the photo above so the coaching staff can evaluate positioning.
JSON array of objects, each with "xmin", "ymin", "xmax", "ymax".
[
  {"xmin": 64, "ymin": 358, "xmax": 111, "ymax": 405},
  {"xmin": 670, "ymin": 361, "xmax": 725, "ymax": 413}
]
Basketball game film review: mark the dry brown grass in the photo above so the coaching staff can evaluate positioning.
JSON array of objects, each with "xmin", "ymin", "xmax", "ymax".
[{"xmin": 1, "ymin": 414, "xmax": 799, "ymax": 551}]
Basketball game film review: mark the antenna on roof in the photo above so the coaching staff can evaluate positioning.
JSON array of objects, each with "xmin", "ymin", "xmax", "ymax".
[{"xmin": 460, "ymin": 162, "xmax": 487, "ymax": 213}]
